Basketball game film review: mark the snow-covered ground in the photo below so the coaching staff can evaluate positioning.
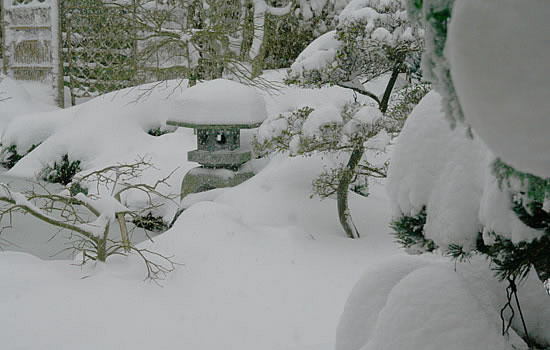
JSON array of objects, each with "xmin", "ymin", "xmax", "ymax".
[
  {"xmin": 0, "ymin": 71, "xmax": 548, "ymax": 350},
  {"xmin": 0, "ymin": 72, "xmax": 399, "ymax": 350}
]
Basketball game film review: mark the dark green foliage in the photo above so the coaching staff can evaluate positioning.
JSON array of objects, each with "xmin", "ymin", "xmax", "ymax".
[
  {"xmin": 1, "ymin": 145, "xmax": 23, "ymax": 169},
  {"xmin": 263, "ymin": 12, "xmax": 317, "ymax": 70},
  {"xmin": 0, "ymin": 143, "xmax": 39, "ymax": 169},
  {"xmin": 132, "ymin": 212, "xmax": 168, "ymax": 233},
  {"xmin": 477, "ymin": 233, "xmax": 550, "ymax": 283},
  {"xmin": 488, "ymin": 159, "xmax": 550, "ymax": 282},
  {"xmin": 70, "ymin": 182, "xmax": 88, "ymax": 196},
  {"xmin": 147, "ymin": 127, "xmax": 172, "ymax": 137},
  {"xmin": 391, "ymin": 207, "xmax": 436, "ymax": 253},
  {"xmin": 446, "ymin": 242, "xmax": 473, "ymax": 263},
  {"xmin": 42, "ymin": 155, "xmax": 82, "ymax": 185},
  {"xmin": 493, "ymin": 158, "xmax": 550, "ymax": 207},
  {"xmin": 393, "ymin": 160, "xmax": 550, "ymax": 284}
]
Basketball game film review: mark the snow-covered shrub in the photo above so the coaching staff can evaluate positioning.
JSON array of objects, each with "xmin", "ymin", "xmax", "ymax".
[
  {"xmin": 403, "ymin": 0, "xmax": 550, "ymax": 284},
  {"xmin": 270, "ymin": 0, "xmax": 427, "ymax": 239},
  {"xmin": 409, "ymin": 0, "xmax": 550, "ymax": 177},
  {"xmin": 288, "ymin": 0, "xmax": 424, "ymax": 113},
  {"xmin": 387, "ymin": 91, "xmax": 550, "ymax": 347},
  {"xmin": 255, "ymin": 101, "xmax": 393, "ymax": 238},
  {"xmin": 0, "ymin": 160, "xmax": 178, "ymax": 280}
]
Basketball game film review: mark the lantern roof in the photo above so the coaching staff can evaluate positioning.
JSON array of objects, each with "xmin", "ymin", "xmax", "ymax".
[{"xmin": 167, "ymin": 79, "xmax": 267, "ymax": 128}]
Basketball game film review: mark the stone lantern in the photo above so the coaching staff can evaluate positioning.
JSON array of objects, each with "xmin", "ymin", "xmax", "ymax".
[{"xmin": 166, "ymin": 79, "xmax": 267, "ymax": 199}]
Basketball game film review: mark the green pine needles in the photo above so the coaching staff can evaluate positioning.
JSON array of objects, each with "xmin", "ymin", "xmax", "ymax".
[
  {"xmin": 392, "ymin": 159, "xmax": 550, "ymax": 286},
  {"xmin": 488, "ymin": 159, "xmax": 550, "ymax": 282},
  {"xmin": 391, "ymin": 206, "xmax": 436, "ymax": 253}
]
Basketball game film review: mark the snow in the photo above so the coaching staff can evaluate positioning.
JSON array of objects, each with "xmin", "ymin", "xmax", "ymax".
[
  {"xmin": 353, "ymin": 105, "xmax": 382, "ymax": 125},
  {"xmin": 388, "ymin": 91, "xmax": 544, "ymax": 250},
  {"xmin": 447, "ymin": 0, "xmax": 550, "ymax": 178},
  {"xmin": 302, "ymin": 105, "xmax": 342, "ymax": 136},
  {"xmin": 0, "ymin": 150, "xmax": 400, "ymax": 350},
  {"xmin": 0, "ymin": 76, "xmax": 59, "ymax": 134},
  {"xmin": 1, "ymin": 67, "xmax": 549, "ymax": 350},
  {"xmin": 363, "ymin": 129, "xmax": 389, "ymax": 151},
  {"xmin": 1, "ymin": 79, "xmax": 195, "ymax": 220},
  {"xmin": 336, "ymin": 255, "xmax": 550, "ymax": 350},
  {"xmin": 371, "ymin": 27, "xmax": 392, "ymax": 43},
  {"xmin": 74, "ymin": 193, "xmax": 129, "ymax": 221},
  {"xmin": 171, "ymin": 79, "xmax": 268, "ymax": 125},
  {"xmin": 338, "ymin": 1, "xmax": 381, "ymax": 26},
  {"xmin": 290, "ymin": 31, "xmax": 340, "ymax": 75}
]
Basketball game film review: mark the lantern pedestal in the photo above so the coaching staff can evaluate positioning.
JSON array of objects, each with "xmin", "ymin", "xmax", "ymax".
[{"xmin": 180, "ymin": 167, "xmax": 254, "ymax": 200}]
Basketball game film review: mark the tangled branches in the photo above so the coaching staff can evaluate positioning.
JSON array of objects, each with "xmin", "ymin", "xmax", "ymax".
[{"xmin": 0, "ymin": 157, "xmax": 179, "ymax": 283}]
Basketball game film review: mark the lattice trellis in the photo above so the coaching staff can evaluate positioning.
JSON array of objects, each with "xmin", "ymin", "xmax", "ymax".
[{"xmin": 62, "ymin": 0, "xmax": 141, "ymax": 105}]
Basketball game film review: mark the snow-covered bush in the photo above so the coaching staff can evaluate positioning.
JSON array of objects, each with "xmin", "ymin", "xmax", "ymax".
[
  {"xmin": 402, "ymin": 0, "xmax": 550, "ymax": 284},
  {"xmin": 255, "ymin": 100, "xmax": 397, "ymax": 239},
  {"xmin": 409, "ymin": 0, "xmax": 550, "ymax": 177},
  {"xmin": 288, "ymin": 0, "xmax": 424, "ymax": 113},
  {"xmin": 384, "ymin": 3, "xmax": 550, "ymax": 342},
  {"xmin": 387, "ymin": 91, "xmax": 550, "ymax": 347},
  {"xmin": 0, "ymin": 160, "xmax": 178, "ymax": 280},
  {"xmin": 267, "ymin": 0, "xmax": 427, "ymax": 238}
]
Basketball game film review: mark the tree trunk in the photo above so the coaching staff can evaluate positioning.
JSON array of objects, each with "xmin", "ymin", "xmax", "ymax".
[
  {"xmin": 337, "ymin": 145, "xmax": 364, "ymax": 239},
  {"xmin": 96, "ymin": 223, "xmax": 110, "ymax": 262},
  {"xmin": 379, "ymin": 63, "xmax": 402, "ymax": 113},
  {"xmin": 96, "ymin": 238, "xmax": 107, "ymax": 262},
  {"xmin": 114, "ymin": 193, "xmax": 130, "ymax": 252}
]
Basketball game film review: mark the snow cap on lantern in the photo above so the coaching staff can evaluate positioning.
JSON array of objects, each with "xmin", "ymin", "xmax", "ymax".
[{"xmin": 167, "ymin": 79, "xmax": 267, "ymax": 168}]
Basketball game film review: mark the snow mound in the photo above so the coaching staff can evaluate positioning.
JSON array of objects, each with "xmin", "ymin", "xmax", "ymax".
[
  {"xmin": 336, "ymin": 255, "xmax": 550, "ymax": 350},
  {"xmin": 1, "ymin": 108, "xmax": 73, "ymax": 152},
  {"xmin": 388, "ymin": 91, "xmax": 542, "ymax": 249},
  {"xmin": 290, "ymin": 31, "xmax": 339, "ymax": 75},
  {"xmin": 447, "ymin": 0, "xmax": 550, "ymax": 178},
  {"xmin": 0, "ymin": 76, "xmax": 59, "ymax": 136},
  {"xmin": 6, "ymin": 79, "xmax": 191, "ymax": 176},
  {"xmin": 2, "ymin": 80, "xmax": 196, "ymax": 220},
  {"xmin": 302, "ymin": 105, "xmax": 342, "ymax": 136},
  {"xmin": 0, "ymin": 150, "xmax": 399, "ymax": 350},
  {"xmin": 172, "ymin": 79, "xmax": 268, "ymax": 125}
]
